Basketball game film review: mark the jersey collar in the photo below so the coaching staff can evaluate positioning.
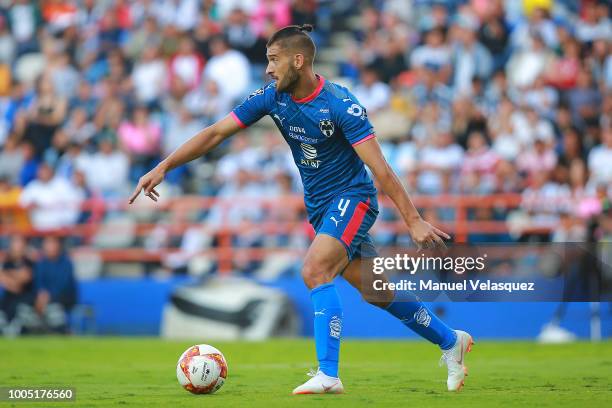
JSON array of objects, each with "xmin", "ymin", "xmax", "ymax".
[{"xmin": 291, "ymin": 74, "xmax": 325, "ymax": 103}]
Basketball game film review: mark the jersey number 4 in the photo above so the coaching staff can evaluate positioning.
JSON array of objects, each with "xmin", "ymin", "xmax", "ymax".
[{"xmin": 338, "ymin": 199, "xmax": 350, "ymax": 217}]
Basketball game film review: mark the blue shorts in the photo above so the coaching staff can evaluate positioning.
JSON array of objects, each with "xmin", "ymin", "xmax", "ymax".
[{"xmin": 310, "ymin": 192, "xmax": 379, "ymax": 261}]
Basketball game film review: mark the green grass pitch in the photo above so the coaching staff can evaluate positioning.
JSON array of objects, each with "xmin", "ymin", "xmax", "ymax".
[{"xmin": 0, "ymin": 338, "xmax": 610, "ymax": 407}]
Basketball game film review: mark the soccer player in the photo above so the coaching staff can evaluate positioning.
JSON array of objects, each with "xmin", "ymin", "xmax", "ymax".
[{"xmin": 129, "ymin": 25, "xmax": 473, "ymax": 394}]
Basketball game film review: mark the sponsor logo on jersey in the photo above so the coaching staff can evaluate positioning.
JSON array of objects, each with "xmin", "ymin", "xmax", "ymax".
[
  {"xmin": 347, "ymin": 103, "xmax": 363, "ymax": 117},
  {"xmin": 289, "ymin": 125, "xmax": 306, "ymax": 134},
  {"xmin": 329, "ymin": 316, "xmax": 342, "ymax": 339},
  {"xmin": 300, "ymin": 143, "xmax": 321, "ymax": 168},
  {"xmin": 319, "ymin": 120, "xmax": 335, "ymax": 137},
  {"xmin": 247, "ymin": 88, "xmax": 264, "ymax": 99}
]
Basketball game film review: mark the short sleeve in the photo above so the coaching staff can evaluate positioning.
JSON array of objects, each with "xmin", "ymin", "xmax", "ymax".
[
  {"xmin": 334, "ymin": 92, "xmax": 376, "ymax": 146},
  {"xmin": 230, "ymin": 84, "xmax": 275, "ymax": 128}
]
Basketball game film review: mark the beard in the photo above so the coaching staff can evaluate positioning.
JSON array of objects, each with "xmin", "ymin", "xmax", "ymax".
[{"xmin": 276, "ymin": 67, "xmax": 300, "ymax": 93}]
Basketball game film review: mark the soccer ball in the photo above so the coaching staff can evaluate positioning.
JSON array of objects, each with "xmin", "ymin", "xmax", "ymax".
[{"xmin": 176, "ymin": 344, "xmax": 228, "ymax": 394}]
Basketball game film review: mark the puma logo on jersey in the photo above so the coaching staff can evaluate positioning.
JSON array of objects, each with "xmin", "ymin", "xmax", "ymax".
[
  {"xmin": 273, "ymin": 114, "xmax": 286, "ymax": 126},
  {"xmin": 330, "ymin": 216, "xmax": 342, "ymax": 227}
]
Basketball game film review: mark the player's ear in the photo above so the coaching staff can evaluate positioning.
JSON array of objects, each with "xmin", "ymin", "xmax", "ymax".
[{"xmin": 294, "ymin": 53, "xmax": 305, "ymax": 70}]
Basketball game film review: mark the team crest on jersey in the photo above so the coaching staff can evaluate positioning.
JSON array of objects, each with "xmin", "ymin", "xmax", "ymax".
[{"xmin": 319, "ymin": 120, "xmax": 335, "ymax": 137}]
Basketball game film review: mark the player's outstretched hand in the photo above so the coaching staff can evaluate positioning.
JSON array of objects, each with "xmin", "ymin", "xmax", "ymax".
[
  {"xmin": 128, "ymin": 166, "xmax": 165, "ymax": 204},
  {"xmin": 407, "ymin": 217, "xmax": 450, "ymax": 250}
]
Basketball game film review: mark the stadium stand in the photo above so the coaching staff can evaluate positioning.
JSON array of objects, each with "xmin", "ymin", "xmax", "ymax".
[{"xmin": 0, "ymin": 0, "xmax": 610, "ymax": 334}]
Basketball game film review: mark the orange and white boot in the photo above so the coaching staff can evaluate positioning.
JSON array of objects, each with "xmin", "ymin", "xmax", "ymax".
[
  {"xmin": 292, "ymin": 369, "xmax": 344, "ymax": 395},
  {"xmin": 439, "ymin": 330, "xmax": 474, "ymax": 391}
]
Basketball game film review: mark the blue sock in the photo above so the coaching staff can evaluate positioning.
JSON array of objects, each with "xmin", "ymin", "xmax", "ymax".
[
  {"xmin": 384, "ymin": 290, "xmax": 457, "ymax": 349},
  {"xmin": 311, "ymin": 283, "xmax": 342, "ymax": 377}
]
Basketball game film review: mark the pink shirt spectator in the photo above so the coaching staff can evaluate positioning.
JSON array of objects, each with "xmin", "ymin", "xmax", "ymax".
[
  {"xmin": 461, "ymin": 147, "xmax": 499, "ymax": 177},
  {"xmin": 516, "ymin": 146, "xmax": 557, "ymax": 176},
  {"xmin": 251, "ymin": 0, "xmax": 291, "ymax": 37},
  {"xmin": 118, "ymin": 121, "xmax": 161, "ymax": 156}
]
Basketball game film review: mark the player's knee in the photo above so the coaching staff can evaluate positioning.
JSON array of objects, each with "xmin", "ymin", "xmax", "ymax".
[{"xmin": 301, "ymin": 261, "xmax": 334, "ymax": 289}]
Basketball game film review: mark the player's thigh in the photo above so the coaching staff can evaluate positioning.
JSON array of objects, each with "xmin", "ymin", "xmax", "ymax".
[
  {"xmin": 301, "ymin": 233, "xmax": 350, "ymax": 289},
  {"xmin": 343, "ymin": 256, "xmax": 394, "ymax": 307}
]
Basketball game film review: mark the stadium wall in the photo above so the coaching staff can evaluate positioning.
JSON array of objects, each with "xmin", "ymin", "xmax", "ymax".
[{"xmin": 77, "ymin": 277, "xmax": 611, "ymax": 339}]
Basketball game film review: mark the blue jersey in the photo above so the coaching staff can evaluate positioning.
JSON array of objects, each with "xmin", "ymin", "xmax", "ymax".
[{"xmin": 231, "ymin": 75, "xmax": 377, "ymax": 220}]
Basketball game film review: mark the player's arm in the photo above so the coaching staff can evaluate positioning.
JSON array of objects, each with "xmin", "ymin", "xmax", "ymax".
[
  {"xmin": 128, "ymin": 115, "xmax": 242, "ymax": 203},
  {"xmin": 353, "ymin": 138, "xmax": 450, "ymax": 248}
]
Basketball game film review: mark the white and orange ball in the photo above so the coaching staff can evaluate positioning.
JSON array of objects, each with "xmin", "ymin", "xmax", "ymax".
[{"xmin": 176, "ymin": 344, "xmax": 228, "ymax": 394}]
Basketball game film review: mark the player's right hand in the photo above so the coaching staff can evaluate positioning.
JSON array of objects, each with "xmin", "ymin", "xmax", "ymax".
[
  {"xmin": 407, "ymin": 217, "xmax": 450, "ymax": 251},
  {"xmin": 128, "ymin": 166, "xmax": 165, "ymax": 204}
]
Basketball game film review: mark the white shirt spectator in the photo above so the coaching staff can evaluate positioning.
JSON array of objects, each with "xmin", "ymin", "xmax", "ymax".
[
  {"xmin": 588, "ymin": 144, "xmax": 612, "ymax": 186},
  {"xmin": 204, "ymin": 49, "xmax": 250, "ymax": 102},
  {"xmin": 19, "ymin": 177, "xmax": 83, "ymax": 230},
  {"xmin": 352, "ymin": 81, "xmax": 391, "ymax": 113},
  {"xmin": 216, "ymin": 0, "xmax": 259, "ymax": 19},
  {"xmin": 410, "ymin": 45, "xmax": 451, "ymax": 69},
  {"xmin": 77, "ymin": 147, "xmax": 129, "ymax": 198},
  {"xmin": 418, "ymin": 140, "xmax": 464, "ymax": 193},
  {"xmin": 132, "ymin": 54, "xmax": 167, "ymax": 104},
  {"xmin": 153, "ymin": 0, "xmax": 199, "ymax": 31}
]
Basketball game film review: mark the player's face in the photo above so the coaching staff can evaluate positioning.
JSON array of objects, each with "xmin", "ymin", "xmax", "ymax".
[{"xmin": 266, "ymin": 45, "xmax": 299, "ymax": 93}]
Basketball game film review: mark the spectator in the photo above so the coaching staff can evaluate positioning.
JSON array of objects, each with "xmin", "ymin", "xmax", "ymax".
[
  {"xmin": 153, "ymin": 0, "xmax": 200, "ymax": 32},
  {"xmin": 118, "ymin": 105, "xmax": 161, "ymax": 181},
  {"xmin": 131, "ymin": 46, "xmax": 167, "ymax": 107},
  {"xmin": 251, "ymin": 0, "xmax": 291, "ymax": 38},
  {"xmin": 0, "ymin": 236, "xmax": 35, "ymax": 336},
  {"xmin": 575, "ymin": 1, "xmax": 611, "ymax": 43},
  {"xmin": 567, "ymin": 68, "xmax": 602, "ymax": 130},
  {"xmin": 478, "ymin": 1, "xmax": 509, "ymax": 72},
  {"xmin": 18, "ymin": 141, "xmax": 39, "ymax": 187},
  {"xmin": 17, "ymin": 75, "xmax": 68, "ymax": 158},
  {"xmin": 18, "ymin": 163, "xmax": 83, "ymax": 231},
  {"xmin": 460, "ymin": 131, "xmax": 499, "ymax": 193},
  {"xmin": 410, "ymin": 28, "xmax": 451, "ymax": 73},
  {"xmin": 60, "ymin": 107, "xmax": 96, "ymax": 145},
  {"xmin": 0, "ymin": 137, "xmax": 24, "ymax": 184},
  {"xmin": 545, "ymin": 39, "xmax": 580, "ymax": 90},
  {"xmin": 29, "ymin": 236, "xmax": 77, "ymax": 334},
  {"xmin": 224, "ymin": 7, "xmax": 267, "ymax": 65},
  {"xmin": 7, "ymin": 0, "xmax": 41, "ymax": 56},
  {"xmin": 203, "ymin": 35, "xmax": 251, "ymax": 103},
  {"xmin": 352, "ymin": 67, "xmax": 391, "ymax": 113},
  {"xmin": 184, "ymin": 78, "xmax": 233, "ymax": 123},
  {"xmin": 0, "ymin": 176, "xmax": 29, "ymax": 232},
  {"xmin": 69, "ymin": 80, "xmax": 97, "ymax": 118},
  {"xmin": 78, "ymin": 137, "xmax": 129, "ymax": 198},
  {"xmin": 587, "ymin": 126, "xmax": 612, "ymax": 188},
  {"xmin": 0, "ymin": 15, "xmax": 16, "ymax": 65},
  {"xmin": 48, "ymin": 52, "xmax": 80, "ymax": 99},
  {"xmin": 417, "ymin": 132, "xmax": 464, "ymax": 194},
  {"xmin": 507, "ymin": 34, "xmax": 555, "ymax": 88},
  {"xmin": 451, "ymin": 16, "xmax": 493, "ymax": 96},
  {"xmin": 516, "ymin": 137, "xmax": 558, "ymax": 180},
  {"xmin": 167, "ymin": 36, "xmax": 205, "ymax": 92}
]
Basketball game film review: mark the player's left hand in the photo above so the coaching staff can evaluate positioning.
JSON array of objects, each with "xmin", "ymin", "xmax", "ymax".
[{"xmin": 406, "ymin": 217, "xmax": 450, "ymax": 250}]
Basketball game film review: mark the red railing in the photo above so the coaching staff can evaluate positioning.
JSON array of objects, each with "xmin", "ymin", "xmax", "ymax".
[{"xmin": 0, "ymin": 194, "xmax": 550, "ymax": 274}]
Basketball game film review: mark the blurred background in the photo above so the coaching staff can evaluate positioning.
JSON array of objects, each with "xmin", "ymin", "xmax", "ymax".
[{"xmin": 0, "ymin": 0, "xmax": 610, "ymax": 341}]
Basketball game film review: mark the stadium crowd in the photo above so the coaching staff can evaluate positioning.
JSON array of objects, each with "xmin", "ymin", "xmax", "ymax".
[{"xmin": 0, "ymin": 0, "xmax": 610, "ymax": 283}]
